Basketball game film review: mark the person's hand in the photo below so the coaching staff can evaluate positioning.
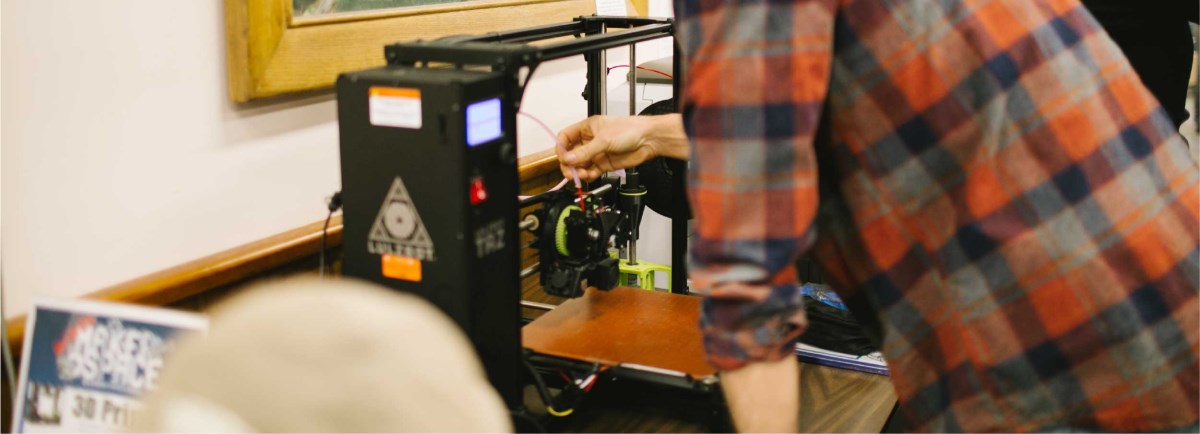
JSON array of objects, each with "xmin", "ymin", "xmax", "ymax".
[{"xmin": 556, "ymin": 114, "xmax": 687, "ymax": 181}]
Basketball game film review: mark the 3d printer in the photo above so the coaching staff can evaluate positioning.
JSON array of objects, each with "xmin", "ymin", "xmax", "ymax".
[{"xmin": 336, "ymin": 17, "xmax": 700, "ymax": 421}]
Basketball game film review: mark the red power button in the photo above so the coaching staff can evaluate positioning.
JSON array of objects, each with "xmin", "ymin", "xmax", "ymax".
[{"xmin": 470, "ymin": 177, "xmax": 488, "ymax": 205}]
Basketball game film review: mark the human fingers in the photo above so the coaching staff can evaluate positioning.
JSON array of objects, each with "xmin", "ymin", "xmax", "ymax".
[
  {"xmin": 577, "ymin": 167, "xmax": 604, "ymax": 182},
  {"xmin": 560, "ymin": 161, "xmax": 595, "ymax": 181},
  {"xmin": 561, "ymin": 134, "xmax": 615, "ymax": 167},
  {"xmin": 588, "ymin": 145, "xmax": 656, "ymax": 173},
  {"xmin": 556, "ymin": 164, "xmax": 602, "ymax": 183},
  {"xmin": 556, "ymin": 117, "xmax": 596, "ymax": 153}
]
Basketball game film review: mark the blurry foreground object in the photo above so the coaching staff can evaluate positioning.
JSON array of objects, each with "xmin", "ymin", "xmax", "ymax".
[{"xmin": 131, "ymin": 277, "xmax": 510, "ymax": 432}]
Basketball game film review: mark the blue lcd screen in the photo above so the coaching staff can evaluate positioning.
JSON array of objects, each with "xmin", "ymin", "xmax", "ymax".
[{"xmin": 466, "ymin": 97, "xmax": 503, "ymax": 146}]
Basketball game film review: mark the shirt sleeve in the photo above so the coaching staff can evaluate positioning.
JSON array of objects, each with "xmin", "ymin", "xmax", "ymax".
[{"xmin": 675, "ymin": 0, "xmax": 837, "ymax": 370}]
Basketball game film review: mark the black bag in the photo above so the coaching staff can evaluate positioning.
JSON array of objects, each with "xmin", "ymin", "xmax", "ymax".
[{"xmin": 798, "ymin": 284, "xmax": 878, "ymax": 356}]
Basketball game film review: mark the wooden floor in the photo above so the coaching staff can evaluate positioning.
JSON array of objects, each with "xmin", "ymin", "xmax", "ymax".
[{"xmin": 794, "ymin": 363, "xmax": 897, "ymax": 432}]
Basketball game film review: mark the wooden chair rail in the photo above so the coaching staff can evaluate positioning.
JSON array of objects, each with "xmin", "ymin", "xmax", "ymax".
[{"xmin": 3, "ymin": 149, "xmax": 563, "ymax": 355}]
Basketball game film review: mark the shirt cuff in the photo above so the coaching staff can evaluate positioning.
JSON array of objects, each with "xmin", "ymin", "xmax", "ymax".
[{"xmin": 699, "ymin": 283, "xmax": 808, "ymax": 371}]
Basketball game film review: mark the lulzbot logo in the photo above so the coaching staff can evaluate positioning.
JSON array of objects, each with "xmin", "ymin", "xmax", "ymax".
[
  {"xmin": 368, "ymin": 176, "xmax": 436, "ymax": 261},
  {"xmin": 54, "ymin": 316, "xmax": 168, "ymax": 394}
]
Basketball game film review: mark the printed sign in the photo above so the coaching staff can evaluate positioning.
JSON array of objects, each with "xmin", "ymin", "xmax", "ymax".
[
  {"xmin": 368, "ymin": 176, "xmax": 436, "ymax": 261},
  {"xmin": 369, "ymin": 86, "xmax": 423, "ymax": 129},
  {"xmin": 13, "ymin": 298, "xmax": 207, "ymax": 433},
  {"xmin": 381, "ymin": 254, "xmax": 422, "ymax": 282}
]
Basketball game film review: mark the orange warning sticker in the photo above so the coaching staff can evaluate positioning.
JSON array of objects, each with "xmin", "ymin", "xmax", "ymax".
[
  {"xmin": 368, "ymin": 86, "xmax": 422, "ymax": 129},
  {"xmin": 381, "ymin": 254, "xmax": 422, "ymax": 282},
  {"xmin": 369, "ymin": 87, "xmax": 420, "ymax": 98}
]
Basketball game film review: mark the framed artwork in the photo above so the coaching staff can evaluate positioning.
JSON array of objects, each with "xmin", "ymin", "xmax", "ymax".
[{"xmin": 225, "ymin": 0, "xmax": 597, "ymax": 101}]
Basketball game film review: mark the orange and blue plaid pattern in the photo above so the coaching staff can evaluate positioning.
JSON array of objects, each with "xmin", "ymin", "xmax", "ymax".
[{"xmin": 675, "ymin": 0, "xmax": 1199, "ymax": 431}]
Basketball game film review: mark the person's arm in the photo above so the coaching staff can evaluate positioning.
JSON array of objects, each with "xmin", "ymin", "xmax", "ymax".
[
  {"xmin": 675, "ymin": 0, "xmax": 837, "ymax": 430},
  {"xmin": 556, "ymin": 114, "xmax": 687, "ymax": 180}
]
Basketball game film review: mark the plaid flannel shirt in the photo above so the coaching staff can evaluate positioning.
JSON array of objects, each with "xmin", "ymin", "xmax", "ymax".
[{"xmin": 674, "ymin": 0, "xmax": 1199, "ymax": 431}]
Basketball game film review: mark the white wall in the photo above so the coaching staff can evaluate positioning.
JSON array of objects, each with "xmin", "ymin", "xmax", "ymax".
[
  {"xmin": 2, "ymin": 1, "xmax": 341, "ymax": 319},
  {"xmin": 1, "ymin": 0, "xmax": 675, "ymax": 318}
]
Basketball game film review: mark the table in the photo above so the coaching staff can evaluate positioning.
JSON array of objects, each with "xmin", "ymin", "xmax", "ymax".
[{"xmin": 522, "ymin": 287, "xmax": 897, "ymax": 432}]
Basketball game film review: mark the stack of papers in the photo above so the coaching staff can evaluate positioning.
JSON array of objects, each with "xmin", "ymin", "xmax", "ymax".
[{"xmin": 795, "ymin": 343, "xmax": 889, "ymax": 376}]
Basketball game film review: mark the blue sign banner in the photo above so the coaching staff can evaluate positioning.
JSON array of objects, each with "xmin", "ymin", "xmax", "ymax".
[{"xmin": 15, "ymin": 299, "xmax": 207, "ymax": 433}]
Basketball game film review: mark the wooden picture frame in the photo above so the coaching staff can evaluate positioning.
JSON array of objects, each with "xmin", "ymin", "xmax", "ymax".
[{"xmin": 224, "ymin": 0, "xmax": 596, "ymax": 102}]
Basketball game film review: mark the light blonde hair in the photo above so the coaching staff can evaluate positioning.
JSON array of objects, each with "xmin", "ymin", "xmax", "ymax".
[{"xmin": 131, "ymin": 276, "xmax": 510, "ymax": 432}]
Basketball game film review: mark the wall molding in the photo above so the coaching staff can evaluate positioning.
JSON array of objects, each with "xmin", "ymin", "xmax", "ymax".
[{"xmin": 4, "ymin": 150, "xmax": 562, "ymax": 356}]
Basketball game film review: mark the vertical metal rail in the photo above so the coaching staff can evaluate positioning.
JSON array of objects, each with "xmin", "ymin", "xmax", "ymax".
[
  {"xmin": 627, "ymin": 42, "xmax": 640, "ymax": 266},
  {"xmin": 598, "ymin": 22, "xmax": 608, "ymax": 115},
  {"xmin": 629, "ymin": 43, "xmax": 637, "ymax": 115},
  {"xmin": 670, "ymin": 38, "xmax": 689, "ymax": 294},
  {"xmin": 583, "ymin": 21, "xmax": 606, "ymax": 116}
]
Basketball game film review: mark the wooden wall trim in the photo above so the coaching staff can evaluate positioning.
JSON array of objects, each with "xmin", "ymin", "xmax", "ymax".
[
  {"xmin": 4, "ymin": 149, "xmax": 561, "ymax": 354},
  {"xmin": 3, "ymin": 216, "xmax": 344, "ymax": 359},
  {"xmin": 517, "ymin": 148, "xmax": 561, "ymax": 181}
]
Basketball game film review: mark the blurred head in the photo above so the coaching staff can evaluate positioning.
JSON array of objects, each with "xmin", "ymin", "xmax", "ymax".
[{"xmin": 132, "ymin": 277, "xmax": 510, "ymax": 432}]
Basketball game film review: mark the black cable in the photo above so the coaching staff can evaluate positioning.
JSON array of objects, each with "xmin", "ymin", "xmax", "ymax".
[
  {"xmin": 522, "ymin": 355, "xmax": 557, "ymax": 411},
  {"xmin": 522, "ymin": 354, "xmax": 601, "ymax": 419},
  {"xmin": 320, "ymin": 191, "xmax": 343, "ymax": 279},
  {"xmin": 509, "ymin": 409, "xmax": 547, "ymax": 433},
  {"xmin": 319, "ymin": 213, "xmax": 332, "ymax": 279}
]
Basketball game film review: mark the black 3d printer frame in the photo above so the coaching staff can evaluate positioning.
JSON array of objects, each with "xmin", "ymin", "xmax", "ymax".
[
  {"xmin": 384, "ymin": 16, "xmax": 690, "ymax": 297},
  {"xmin": 342, "ymin": 19, "xmax": 704, "ymax": 422}
]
